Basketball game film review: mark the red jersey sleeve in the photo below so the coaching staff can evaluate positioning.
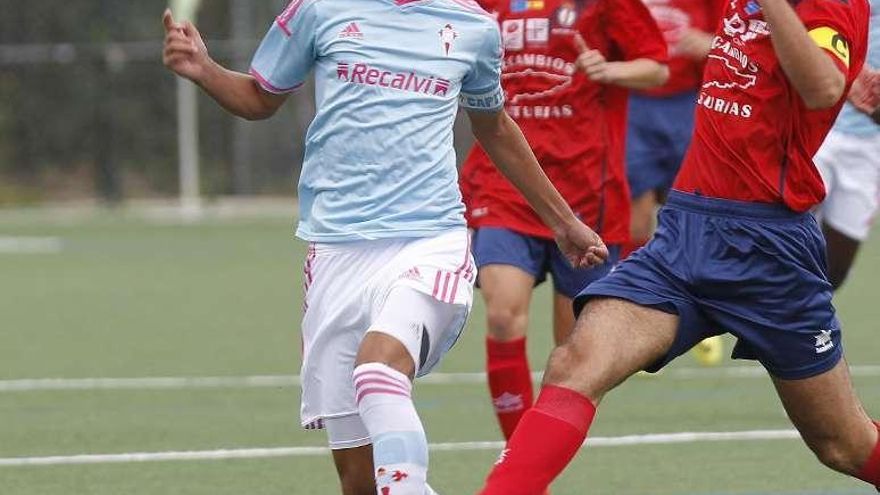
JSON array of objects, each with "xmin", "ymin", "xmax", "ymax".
[
  {"xmin": 797, "ymin": 0, "xmax": 867, "ymax": 80},
  {"xmin": 604, "ymin": 0, "xmax": 669, "ymax": 62}
]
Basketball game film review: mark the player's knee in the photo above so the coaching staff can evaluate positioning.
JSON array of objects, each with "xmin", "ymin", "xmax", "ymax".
[
  {"xmin": 809, "ymin": 436, "xmax": 866, "ymax": 475},
  {"xmin": 543, "ymin": 341, "xmax": 607, "ymax": 401},
  {"xmin": 543, "ymin": 343, "xmax": 580, "ymax": 383},
  {"xmin": 486, "ymin": 304, "xmax": 528, "ymax": 341}
]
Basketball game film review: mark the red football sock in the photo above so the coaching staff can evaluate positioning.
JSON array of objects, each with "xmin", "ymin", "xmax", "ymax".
[
  {"xmin": 857, "ymin": 422, "xmax": 880, "ymax": 490},
  {"xmin": 486, "ymin": 337, "xmax": 534, "ymax": 440},
  {"xmin": 479, "ymin": 385, "xmax": 597, "ymax": 495}
]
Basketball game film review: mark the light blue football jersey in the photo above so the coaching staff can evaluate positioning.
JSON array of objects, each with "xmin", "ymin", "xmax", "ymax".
[
  {"xmin": 833, "ymin": 0, "xmax": 880, "ymax": 136},
  {"xmin": 250, "ymin": 0, "xmax": 504, "ymax": 242}
]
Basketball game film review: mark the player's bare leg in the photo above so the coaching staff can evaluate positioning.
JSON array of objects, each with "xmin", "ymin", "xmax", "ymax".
[
  {"xmin": 544, "ymin": 298, "xmax": 677, "ymax": 400},
  {"xmin": 352, "ymin": 284, "xmax": 465, "ymax": 495},
  {"xmin": 821, "ymin": 223, "xmax": 862, "ymax": 291},
  {"xmin": 479, "ymin": 297, "xmax": 678, "ymax": 494},
  {"xmin": 552, "ymin": 292, "xmax": 576, "ymax": 346},
  {"xmin": 332, "ymin": 446, "xmax": 376, "ymax": 495},
  {"xmin": 479, "ymin": 265, "xmax": 537, "ymax": 440},
  {"xmin": 480, "ymin": 265, "xmax": 535, "ymax": 344},
  {"xmin": 629, "ymin": 190, "xmax": 658, "ymax": 247},
  {"xmin": 772, "ymin": 359, "xmax": 880, "ymax": 489}
]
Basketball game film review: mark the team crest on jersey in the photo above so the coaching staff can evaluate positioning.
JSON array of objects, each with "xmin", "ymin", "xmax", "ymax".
[
  {"xmin": 439, "ymin": 24, "xmax": 458, "ymax": 55},
  {"xmin": 502, "ymin": 19, "xmax": 525, "ymax": 50}
]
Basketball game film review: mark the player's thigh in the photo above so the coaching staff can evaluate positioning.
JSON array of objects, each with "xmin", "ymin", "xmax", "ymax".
[
  {"xmin": 544, "ymin": 297, "xmax": 678, "ymax": 403},
  {"xmin": 360, "ymin": 285, "xmax": 470, "ymax": 378},
  {"xmin": 552, "ymin": 292, "xmax": 575, "ymax": 346},
  {"xmin": 772, "ymin": 359, "xmax": 878, "ymax": 473},
  {"xmin": 822, "ymin": 222, "xmax": 862, "ymax": 290},
  {"xmin": 549, "ymin": 244, "xmax": 621, "ymax": 345}
]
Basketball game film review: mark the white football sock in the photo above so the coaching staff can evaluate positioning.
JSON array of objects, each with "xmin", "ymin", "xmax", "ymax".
[{"xmin": 354, "ymin": 362, "xmax": 429, "ymax": 495}]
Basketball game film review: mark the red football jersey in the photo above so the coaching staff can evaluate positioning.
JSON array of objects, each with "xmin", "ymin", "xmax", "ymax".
[
  {"xmin": 461, "ymin": 0, "xmax": 668, "ymax": 243},
  {"xmin": 674, "ymin": 0, "xmax": 869, "ymax": 211},
  {"xmin": 639, "ymin": 0, "xmax": 725, "ymax": 96}
]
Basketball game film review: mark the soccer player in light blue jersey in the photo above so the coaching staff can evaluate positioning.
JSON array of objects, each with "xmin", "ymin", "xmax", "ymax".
[
  {"xmin": 162, "ymin": 2, "xmax": 607, "ymax": 493},
  {"xmin": 814, "ymin": 0, "xmax": 880, "ymax": 290}
]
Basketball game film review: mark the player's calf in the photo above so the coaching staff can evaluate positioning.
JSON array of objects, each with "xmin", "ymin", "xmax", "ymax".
[
  {"xmin": 773, "ymin": 361, "xmax": 880, "ymax": 490},
  {"xmin": 809, "ymin": 421, "xmax": 880, "ymax": 489},
  {"xmin": 331, "ymin": 445, "xmax": 377, "ymax": 495},
  {"xmin": 807, "ymin": 422, "xmax": 878, "ymax": 475}
]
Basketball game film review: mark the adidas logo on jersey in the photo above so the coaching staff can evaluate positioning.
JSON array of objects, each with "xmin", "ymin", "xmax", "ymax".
[{"xmin": 339, "ymin": 22, "xmax": 364, "ymax": 39}]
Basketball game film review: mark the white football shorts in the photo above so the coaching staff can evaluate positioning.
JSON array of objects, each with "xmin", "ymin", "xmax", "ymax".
[
  {"xmin": 814, "ymin": 130, "xmax": 880, "ymax": 241},
  {"xmin": 298, "ymin": 229, "xmax": 475, "ymax": 442}
]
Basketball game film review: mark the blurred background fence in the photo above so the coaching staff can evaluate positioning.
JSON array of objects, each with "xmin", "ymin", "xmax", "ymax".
[{"xmin": 0, "ymin": 0, "xmax": 477, "ymax": 206}]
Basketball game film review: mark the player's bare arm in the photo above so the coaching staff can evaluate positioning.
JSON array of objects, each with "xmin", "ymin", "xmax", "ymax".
[
  {"xmin": 574, "ymin": 34, "xmax": 669, "ymax": 89},
  {"xmin": 162, "ymin": 9, "xmax": 287, "ymax": 120},
  {"xmin": 467, "ymin": 109, "xmax": 609, "ymax": 268},
  {"xmin": 676, "ymin": 28, "xmax": 714, "ymax": 60},
  {"xmin": 757, "ymin": 0, "xmax": 847, "ymax": 109}
]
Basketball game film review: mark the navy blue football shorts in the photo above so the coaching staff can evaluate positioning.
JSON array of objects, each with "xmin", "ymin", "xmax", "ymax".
[
  {"xmin": 575, "ymin": 191, "xmax": 842, "ymax": 380},
  {"xmin": 626, "ymin": 91, "xmax": 696, "ymax": 199},
  {"xmin": 473, "ymin": 227, "xmax": 620, "ymax": 299}
]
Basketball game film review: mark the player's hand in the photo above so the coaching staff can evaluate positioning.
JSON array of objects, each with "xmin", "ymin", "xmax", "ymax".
[
  {"xmin": 849, "ymin": 67, "xmax": 880, "ymax": 116},
  {"xmin": 162, "ymin": 9, "xmax": 211, "ymax": 83},
  {"xmin": 574, "ymin": 34, "xmax": 615, "ymax": 84},
  {"xmin": 554, "ymin": 218, "xmax": 609, "ymax": 269},
  {"xmin": 675, "ymin": 28, "xmax": 713, "ymax": 60}
]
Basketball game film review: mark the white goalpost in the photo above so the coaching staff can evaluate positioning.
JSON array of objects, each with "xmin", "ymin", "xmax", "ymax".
[{"xmin": 171, "ymin": 0, "xmax": 204, "ymax": 219}]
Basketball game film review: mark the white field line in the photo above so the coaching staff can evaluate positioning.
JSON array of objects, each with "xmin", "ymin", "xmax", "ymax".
[
  {"xmin": 0, "ymin": 236, "xmax": 63, "ymax": 254},
  {"xmin": 0, "ymin": 429, "xmax": 801, "ymax": 467},
  {"xmin": 3, "ymin": 365, "xmax": 880, "ymax": 393}
]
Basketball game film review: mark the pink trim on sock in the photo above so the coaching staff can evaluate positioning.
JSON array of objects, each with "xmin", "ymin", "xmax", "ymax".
[
  {"xmin": 533, "ymin": 385, "xmax": 596, "ymax": 437},
  {"xmin": 356, "ymin": 387, "xmax": 410, "ymax": 405},
  {"xmin": 354, "ymin": 377, "xmax": 409, "ymax": 394},
  {"xmin": 353, "ymin": 370, "xmax": 410, "ymax": 391}
]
